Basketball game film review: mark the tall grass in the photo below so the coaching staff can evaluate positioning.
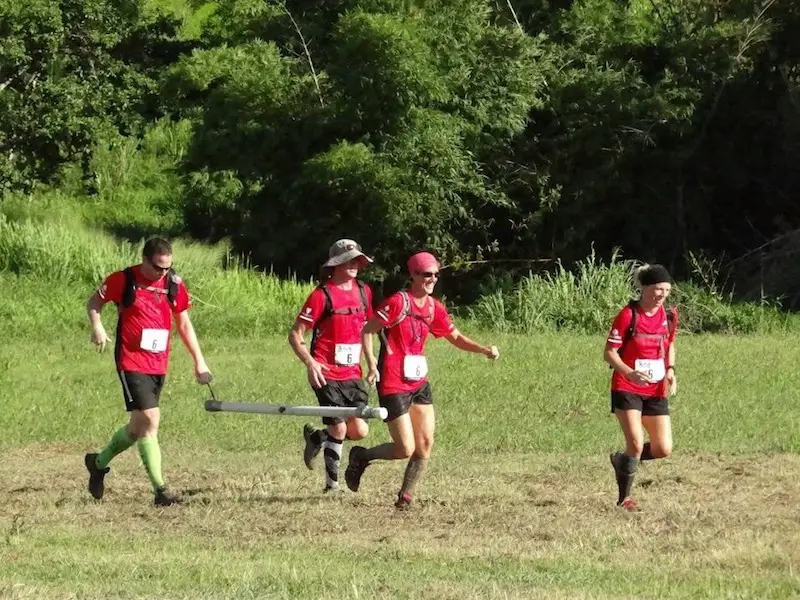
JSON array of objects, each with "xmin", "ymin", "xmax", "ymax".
[
  {"xmin": 469, "ymin": 250, "xmax": 791, "ymax": 334},
  {"xmin": 0, "ymin": 208, "xmax": 793, "ymax": 338},
  {"xmin": 0, "ymin": 213, "xmax": 137, "ymax": 285},
  {"xmin": 0, "ymin": 216, "xmax": 314, "ymax": 338},
  {"xmin": 187, "ymin": 257, "xmax": 316, "ymax": 337},
  {"xmin": 83, "ymin": 119, "xmax": 190, "ymax": 238}
]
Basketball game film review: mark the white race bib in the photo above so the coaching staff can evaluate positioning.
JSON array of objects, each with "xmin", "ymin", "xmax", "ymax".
[
  {"xmin": 635, "ymin": 358, "xmax": 665, "ymax": 383},
  {"xmin": 140, "ymin": 328, "xmax": 169, "ymax": 353},
  {"xmin": 403, "ymin": 355, "xmax": 428, "ymax": 380},
  {"xmin": 334, "ymin": 343, "xmax": 361, "ymax": 366}
]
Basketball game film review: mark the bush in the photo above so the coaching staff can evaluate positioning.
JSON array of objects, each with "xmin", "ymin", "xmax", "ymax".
[{"xmin": 469, "ymin": 250, "xmax": 789, "ymax": 334}]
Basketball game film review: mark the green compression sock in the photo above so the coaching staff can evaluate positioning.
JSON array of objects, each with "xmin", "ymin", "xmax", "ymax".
[
  {"xmin": 137, "ymin": 436, "xmax": 165, "ymax": 491},
  {"xmin": 96, "ymin": 426, "xmax": 135, "ymax": 469}
]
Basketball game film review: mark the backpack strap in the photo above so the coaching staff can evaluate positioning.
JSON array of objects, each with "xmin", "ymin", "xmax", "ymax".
[
  {"xmin": 318, "ymin": 284, "xmax": 334, "ymax": 321},
  {"xmin": 316, "ymin": 282, "xmax": 368, "ymax": 321},
  {"xmin": 618, "ymin": 299, "xmax": 639, "ymax": 356},
  {"xmin": 121, "ymin": 267, "xmax": 181, "ymax": 309},
  {"xmin": 121, "ymin": 267, "xmax": 136, "ymax": 309},
  {"xmin": 311, "ymin": 282, "xmax": 368, "ymax": 354},
  {"xmin": 618, "ymin": 300, "xmax": 675, "ymax": 357},
  {"xmin": 356, "ymin": 280, "xmax": 368, "ymax": 315},
  {"xmin": 386, "ymin": 291, "xmax": 435, "ymax": 330},
  {"xmin": 310, "ymin": 285, "xmax": 332, "ymax": 355},
  {"xmin": 380, "ymin": 292, "xmax": 411, "ymax": 356},
  {"xmin": 665, "ymin": 306, "xmax": 676, "ymax": 339},
  {"xmin": 386, "ymin": 291, "xmax": 412, "ymax": 328},
  {"xmin": 379, "ymin": 292, "xmax": 435, "ymax": 357},
  {"xmin": 166, "ymin": 269, "xmax": 180, "ymax": 306}
]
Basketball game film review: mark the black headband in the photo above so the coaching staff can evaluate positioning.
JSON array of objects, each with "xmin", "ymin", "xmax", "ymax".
[{"xmin": 639, "ymin": 264, "xmax": 671, "ymax": 286}]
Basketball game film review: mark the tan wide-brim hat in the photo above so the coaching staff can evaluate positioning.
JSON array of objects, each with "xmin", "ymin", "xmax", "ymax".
[{"xmin": 322, "ymin": 239, "xmax": 374, "ymax": 267}]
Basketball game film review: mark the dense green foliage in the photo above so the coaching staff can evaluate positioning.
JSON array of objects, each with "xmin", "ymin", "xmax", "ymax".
[
  {"xmin": 0, "ymin": 213, "xmax": 792, "ymax": 337},
  {"xmin": 1, "ymin": 0, "xmax": 799, "ymax": 298}
]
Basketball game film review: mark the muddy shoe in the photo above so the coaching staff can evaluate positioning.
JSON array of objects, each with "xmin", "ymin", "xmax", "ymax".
[
  {"xmin": 154, "ymin": 487, "xmax": 182, "ymax": 507},
  {"xmin": 84, "ymin": 453, "xmax": 109, "ymax": 500},
  {"xmin": 395, "ymin": 491, "xmax": 413, "ymax": 511},
  {"xmin": 303, "ymin": 424, "xmax": 323, "ymax": 470},
  {"xmin": 610, "ymin": 452, "xmax": 626, "ymax": 503},
  {"xmin": 344, "ymin": 446, "xmax": 369, "ymax": 492}
]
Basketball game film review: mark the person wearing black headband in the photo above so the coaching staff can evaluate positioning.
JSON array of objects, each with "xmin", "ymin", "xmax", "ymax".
[
  {"xmin": 638, "ymin": 264, "xmax": 671, "ymax": 287},
  {"xmin": 603, "ymin": 264, "xmax": 678, "ymax": 510}
]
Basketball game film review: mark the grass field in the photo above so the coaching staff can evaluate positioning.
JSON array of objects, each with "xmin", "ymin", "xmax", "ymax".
[{"xmin": 1, "ymin": 331, "xmax": 798, "ymax": 599}]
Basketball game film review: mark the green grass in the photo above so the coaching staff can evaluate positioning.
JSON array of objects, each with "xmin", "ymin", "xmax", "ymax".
[
  {"xmin": 1, "ymin": 332, "xmax": 798, "ymax": 598},
  {"xmin": 1, "ymin": 184, "xmax": 799, "ymax": 598},
  {"xmin": 1, "ymin": 332, "xmax": 798, "ymax": 453}
]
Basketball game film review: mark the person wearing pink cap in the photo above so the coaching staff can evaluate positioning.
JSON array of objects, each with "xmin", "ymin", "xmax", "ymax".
[
  {"xmin": 344, "ymin": 250, "xmax": 499, "ymax": 509},
  {"xmin": 289, "ymin": 239, "xmax": 378, "ymax": 492}
]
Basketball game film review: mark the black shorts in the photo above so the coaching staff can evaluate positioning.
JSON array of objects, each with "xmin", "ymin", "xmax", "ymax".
[
  {"xmin": 379, "ymin": 381, "xmax": 433, "ymax": 423},
  {"xmin": 313, "ymin": 379, "xmax": 369, "ymax": 425},
  {"xmin": 610, "ymin": 391, "xmax": 669, "ymax": 416},
  {"xmin": 119, "ymin": 371, "xmax": 165, "ymax": 412}
]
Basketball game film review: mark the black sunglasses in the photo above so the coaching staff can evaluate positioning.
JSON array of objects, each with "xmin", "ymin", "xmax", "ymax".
[
  {"xmin": 416, "ymin": 271, "xmax": 440, "ymax": 279},
  {"xmin": 147, "ymin": 257, "xmax": 172, "ymax": 273}
]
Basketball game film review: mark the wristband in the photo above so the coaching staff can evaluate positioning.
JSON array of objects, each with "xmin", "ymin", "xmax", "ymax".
[{"xmin": 666, "ymin": 365, "xmax": 675, "ymax": 372}]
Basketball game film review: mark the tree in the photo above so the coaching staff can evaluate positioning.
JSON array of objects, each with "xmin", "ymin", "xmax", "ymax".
[
  {"xmin": 171, "ymin": 0, "xmax": 543, "ymax": 277},
  {"xmin": 0, "ymin": 0, "xmax": 185, "ymax": 192}
]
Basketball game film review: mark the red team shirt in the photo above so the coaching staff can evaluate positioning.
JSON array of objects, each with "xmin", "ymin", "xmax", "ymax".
[
  {"xmin": 375, "ymin": 292, "xmax": 455, "ymax": 396},
  {"xmin": 296, "ymin": 282, "xmax": 374, "ymax": 381},
  {"xmin": 607, "ymin": 304, "xmax": 678, "ymax": 398},
  {"xmin": 98, "ymin": 266, "xmax": 191, "ymax": 375}
]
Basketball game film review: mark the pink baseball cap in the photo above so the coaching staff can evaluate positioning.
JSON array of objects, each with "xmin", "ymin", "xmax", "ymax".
[{"xmin": 407, "ymin": 251, "xmax": 439, "ymax": 274}]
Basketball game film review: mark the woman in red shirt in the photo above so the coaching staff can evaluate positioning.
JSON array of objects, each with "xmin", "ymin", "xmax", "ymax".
[
  {"xmin": 289, "ymin": 239, "xmax": 376, "ymax": 492},
  {"xmin": 345, "ymin": 251, "xmax": 499, "ymax": 509},
  {"xmin": 605, "ymin": 264, "xmax": 678, "ymax": 510}
]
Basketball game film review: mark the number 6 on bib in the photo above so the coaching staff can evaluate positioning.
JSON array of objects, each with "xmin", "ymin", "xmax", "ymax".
[
  {"xmin": 140, "ymin": 328, "xmax": 168, "ymax": 353},
  {"xmin": 403, "ymin": 355, "xmax": 428, "ymax": 380},
  {"xmin": 335, "ymin": 343, "xmax": 361, "ymax": 366}
]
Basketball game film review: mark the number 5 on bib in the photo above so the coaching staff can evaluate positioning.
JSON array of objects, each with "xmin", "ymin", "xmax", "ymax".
[{"xmin": 634, "ymin": 358, "xmax": 665, "ymax": 383}]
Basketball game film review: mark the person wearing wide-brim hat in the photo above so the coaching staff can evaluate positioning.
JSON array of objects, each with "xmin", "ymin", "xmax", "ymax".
[
  {"xmin": 605, "ymin": 263, "xmax": 679, "ymax": 510},
  {"xmin": 288, "ymin": 239, "xmax": 378, "ymax": 492},
  {"xmin": 321, "ymin": 239, "xmax": 373, "ymax": 268}
]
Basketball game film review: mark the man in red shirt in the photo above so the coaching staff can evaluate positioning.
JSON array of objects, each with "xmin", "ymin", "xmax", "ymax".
[
  {"xmin": 345, "ymin": 251, "xmax": 499, "ymax": 509},
  {"xmin": 84, "ymin": 237, "xmax": 212, "ymax": 506},
  {"xmin": 604, "ymin": 263, "xmax": 678, "ymax": 510},
  {"xmin": 289, "ymin": 239, "xmax": 376, "ymax": 492}
]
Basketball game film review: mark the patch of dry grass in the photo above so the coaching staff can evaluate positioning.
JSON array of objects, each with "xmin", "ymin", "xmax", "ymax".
[{"xmin": 0, "ymin": 446, "xmax": 797, "ymax": 599}]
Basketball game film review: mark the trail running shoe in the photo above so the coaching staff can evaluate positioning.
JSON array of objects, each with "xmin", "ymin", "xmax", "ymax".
[
  {"xmin": 395, "ymin": 491, "xmax": 413, "ymax": 511},
  {"xmin": 154, "ymin": 486, "xmax": 182, "ymax": 507},
  {"xmin": 610, "ymin": 452, "xmax": 627, "ymax": 504},
  {"xmin": 303, "ymin": 424, "xmax": 322, "ymax": 470},
  {"xmin": 344, "ymin": 446, "xmax": 368, "ymax": 492},
  {"xmin": 84, "ymin": 452, "xmax": 109, "ymax": 500}
]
